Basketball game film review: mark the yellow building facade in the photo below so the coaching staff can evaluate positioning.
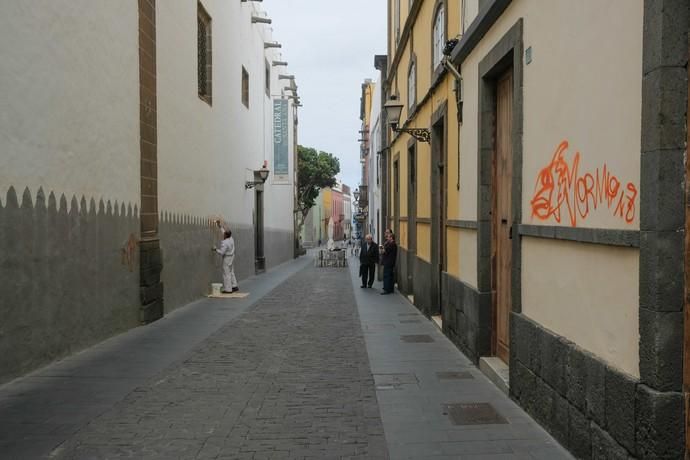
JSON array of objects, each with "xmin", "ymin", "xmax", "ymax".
[
  {"xmin": 382, "ymin": 0, "xmax": 689, "ymax": 457},
  {"xmin": 385, "ymin": 0, "xmax": 463, "ymax": 324}
]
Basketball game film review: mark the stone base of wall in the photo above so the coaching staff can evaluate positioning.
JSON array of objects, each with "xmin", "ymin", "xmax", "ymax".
[
  {"xmin": 510, "ymin": 312, "xmax": 684, "ymax": 459},
  {"xmin": 441, "ymin": 272, "xmax": 491, "ymax": 363},
  {"xmin": 413, "ymin": 256, "xmax": 433, "ymax": 316},
  {"xmin": 397, "ymin": 247, "xmax": 411, "ymax": 295},
  {"xmin": 0, "ymin": 186, "xmax": 141, "ymax": 385},
  {"xmin": 140, "ymin": 238, "xmax": 163, "ymax": 323}
]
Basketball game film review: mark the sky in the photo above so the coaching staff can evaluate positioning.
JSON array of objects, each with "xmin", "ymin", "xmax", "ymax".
[{"xmin": 262, "ymin": 0, "xmax": 387, "ymax": 192}]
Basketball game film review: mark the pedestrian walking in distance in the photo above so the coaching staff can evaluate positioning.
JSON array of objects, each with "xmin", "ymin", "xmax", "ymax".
[
  {"xmin": 359, "ymin": 234, "xmax": 378, "ymax": 288},
  {"xmin": 213, "ymin": 228, "xmax": 239, "ymax": 293},
  {"xmin": 380, "ymin": 229, "xmax": 397, "ymax": 295}
]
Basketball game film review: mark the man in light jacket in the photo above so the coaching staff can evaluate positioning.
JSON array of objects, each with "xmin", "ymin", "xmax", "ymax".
[{"xmin": 213, "ymin": 229, "xmax": 239, "ymax": 293}]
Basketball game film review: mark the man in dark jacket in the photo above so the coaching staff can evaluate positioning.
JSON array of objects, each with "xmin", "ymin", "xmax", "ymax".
[
  {"xmin": 359, "ymin": 234, "xmax": 378, "ymax": 288},
  {"xmin": 380, "ymin": 229, "xmax": 397, "ymax": 295}
]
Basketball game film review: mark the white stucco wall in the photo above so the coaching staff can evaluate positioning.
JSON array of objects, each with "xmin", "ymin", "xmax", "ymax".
[
  {"xmin": 0, "ymin": 1, "xmax": 140, "ymax": 205},
  {"xmin": 368, "ymin": 81, "xmax": 383, "ymax": 243},
  {"xmin": 157, "ymin": 1, "xmax": 294, "ymax": 231},
  {"xmin": 455, "ymin": 0, "xmax": 643, "ymax": 376}
]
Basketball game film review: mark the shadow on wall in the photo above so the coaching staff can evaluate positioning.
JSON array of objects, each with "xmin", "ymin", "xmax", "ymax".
[
  {"xmin": 0, "ymin": 186, "xmax": 141, "ymax": 385},
  {"xmin": 159, "ymin": 212, "xmax": 254, "ymax": 313},
  {"xmin": 265, "ymin": 228, "xmax": 295, "ymax": 270}
]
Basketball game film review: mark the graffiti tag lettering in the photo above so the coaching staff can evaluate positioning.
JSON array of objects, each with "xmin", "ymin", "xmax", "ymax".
[
  {"xmin": 121, "ymin": 233, "xmax": 138, "ymax": 272},
  {"xmin": 530, "ymin": 140, "xmax": 638, "ymax": 227}
]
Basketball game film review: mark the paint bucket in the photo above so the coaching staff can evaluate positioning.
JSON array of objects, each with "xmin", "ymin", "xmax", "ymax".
[{"xmin": 211, "ymin": 283, "xmax": 222, "ymax": 296}]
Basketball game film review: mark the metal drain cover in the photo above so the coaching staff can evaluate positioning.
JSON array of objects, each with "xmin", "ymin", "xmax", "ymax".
[
  {"xmin": 400, "ymin": 334, "xmax": 434, "ymax": 343},
  {"xmin": 443, "ymin": 403, "xmax": 508, "ymax": 425},
  {"xmin": 436, "ymin": 371, "xmax": 473, "ymax": 380}
]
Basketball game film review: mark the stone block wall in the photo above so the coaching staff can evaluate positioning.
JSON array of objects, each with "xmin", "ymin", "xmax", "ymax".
[{"xmin": 511, "ymin": 312, "xmax": 684, "ymax": 459}]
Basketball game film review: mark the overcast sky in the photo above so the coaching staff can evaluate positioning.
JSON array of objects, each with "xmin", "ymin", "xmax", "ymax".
[{"xmin": 262, "ymin": 0, "xmax": 387, "ymax": 192}]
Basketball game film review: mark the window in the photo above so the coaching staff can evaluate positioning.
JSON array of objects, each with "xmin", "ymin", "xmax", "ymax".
[
  {"xmin": 265, "ymin": 60, "xmax": 270, "ymax": 97},
  {"xmin": 407, "ymin": 58, "xmax": 416, "ymax": 110},
  {"xmin": 197, "ymin": 2, "xmax": 212, "ymax": 104},
  {"xmin": 432, "ymin": 4, "xmax": 445, "ymax": 70},
  {"xmin": 242, "ymin": 66, "xmax": 249, "ymax": 108}
]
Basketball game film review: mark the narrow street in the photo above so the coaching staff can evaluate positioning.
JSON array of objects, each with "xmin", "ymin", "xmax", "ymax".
[{"xmin": 0, "ymin": 254, "xmax": 569, "ymax": 460}]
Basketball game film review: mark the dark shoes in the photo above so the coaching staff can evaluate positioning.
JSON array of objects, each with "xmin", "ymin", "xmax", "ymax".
[
  {"xmin": 360, "ymin": 285, "xmax": 366, "ymax": 288},
  {"xmin": 232, "ymin": 287, "xmax": 239, "ymax": 292},
  {"xmin": 367, "ymin": 284, "xmax": 373, "ymax": 288}
]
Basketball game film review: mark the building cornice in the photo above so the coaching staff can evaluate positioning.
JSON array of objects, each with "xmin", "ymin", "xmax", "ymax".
[{"xmin": 450, "ymin": 0, "xmax": 512, "ymax": 67}]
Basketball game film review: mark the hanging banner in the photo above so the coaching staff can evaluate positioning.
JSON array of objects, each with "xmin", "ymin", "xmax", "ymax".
[{"xmin": 273, "ymin": 99, "xmax": 289, "ymax": 183}]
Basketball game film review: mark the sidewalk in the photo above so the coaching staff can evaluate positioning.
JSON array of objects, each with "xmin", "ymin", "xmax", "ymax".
[
  {"xmin": 348, "ymin": 257, "xmax": 572, "ymax": 459},
  {"xmin": 0, "ymin": 252, "xmax": 572, "ymax": 459}
]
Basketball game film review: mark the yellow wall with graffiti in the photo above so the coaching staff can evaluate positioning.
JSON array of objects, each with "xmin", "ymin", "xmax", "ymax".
[
  {"xmin": 455, "ymin": 0, "xmax": 643, "ymax": 376},
  {"xmin": 456, "ymin": 0, "xmax": 643, "ymax": 230}
]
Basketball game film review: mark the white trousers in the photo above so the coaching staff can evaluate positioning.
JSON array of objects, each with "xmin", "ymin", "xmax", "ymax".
[{"xmin": 222, "ymin": 256, "xmax": 238, "ymax": 291}]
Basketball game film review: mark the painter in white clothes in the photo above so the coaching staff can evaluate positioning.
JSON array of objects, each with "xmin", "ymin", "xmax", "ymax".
[{"xmin": 213, "ymin": 222, "xmax": 239, "ymax": 293}]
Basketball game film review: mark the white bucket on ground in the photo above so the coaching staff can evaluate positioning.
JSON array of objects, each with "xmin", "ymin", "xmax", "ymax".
[{"xmin": 211, "ymin": 283, "xmax": 222, "ymax": 296}]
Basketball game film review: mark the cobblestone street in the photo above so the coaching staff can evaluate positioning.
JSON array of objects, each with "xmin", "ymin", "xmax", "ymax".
[{"xmin": 0, "ymin": 256, "xmax": 570, "ymax": 459}]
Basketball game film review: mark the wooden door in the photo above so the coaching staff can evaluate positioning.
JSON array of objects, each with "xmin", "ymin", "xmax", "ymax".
[
  {"xmin": 493, "ymin": 70, "xmax": 513, "ymax": 363},
  {"xmin": 394, "ymin": 159, "xmax": 400, "ymax": 242},
  {"xmin": 408, "ymin": 145, "xmax": 417, "ymax": 293},
  {"xmin": 254, "ymin": 189, "xmax": 265, "ymax": 273},
  {"xmin": 431, "ymin": 118, "xmax": 446, "ymax": 317}
]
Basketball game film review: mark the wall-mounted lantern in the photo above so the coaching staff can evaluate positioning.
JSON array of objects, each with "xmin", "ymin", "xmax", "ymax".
[{"xmin": 245, "ymin": 163, "xmax": 270, "ymax": 189}]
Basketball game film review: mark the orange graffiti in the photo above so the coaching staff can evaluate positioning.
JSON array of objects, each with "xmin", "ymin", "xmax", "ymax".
[
  {"xmin": 530, "ymin": 140, "xmax": 638, "ymax": 227},
  {"xmin": 121, "ymin": 233, "xmax": 138, "ymax": 272}
]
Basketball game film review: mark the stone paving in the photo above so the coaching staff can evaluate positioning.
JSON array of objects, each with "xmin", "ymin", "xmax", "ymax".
[
  {"xmin": 0, "ymin": 253, "xmax": 573, "ymax": 459},
  {"xmin": 49, "ymin": 266, "xmax": 387, "ymax": 459},
  {"xmin": 348, "ymin": 259, "xmax": 572, "ymax": 460}
]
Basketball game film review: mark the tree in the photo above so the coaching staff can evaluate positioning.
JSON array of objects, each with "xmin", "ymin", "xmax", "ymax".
[{"xmin": 296, "ymin": 145, "xmax": 340, "ymax": 235}]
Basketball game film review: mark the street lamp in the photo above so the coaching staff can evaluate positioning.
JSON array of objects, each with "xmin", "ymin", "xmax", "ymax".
[
  {"xmin": 353, "ymin": 188, "xmax": 360, "ymax": 202},
  {"xmin": 245, "ymin": 164, "xmax": 270, "ymax": 189},
  {"xmin": 383, "ymin": 99, "xmax": 431, "ymax": 143}
]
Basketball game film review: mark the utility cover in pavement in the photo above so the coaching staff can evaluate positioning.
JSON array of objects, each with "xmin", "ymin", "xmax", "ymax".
[
  {"xmin": 400, "ymin": 334, "xmax": 434, "ymax": 343},
  {"xmin": 374, "ymin": 373, "xmax": 418, "ymax": 390},
  {"xmin": 443, "ymin": 403, "xmax": 508, "ymax": 425},
  {"xmin": 436, "ymin": 371, "xmax": 473, "ymax": 380}
]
